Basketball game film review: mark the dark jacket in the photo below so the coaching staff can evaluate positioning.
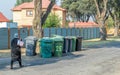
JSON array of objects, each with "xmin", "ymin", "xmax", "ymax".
[{"xmin": 11, "ymin": 38, "xmax": 21, "ymax": 60}]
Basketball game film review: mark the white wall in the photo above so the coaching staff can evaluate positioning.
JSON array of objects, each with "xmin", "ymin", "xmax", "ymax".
[
  {"xmin": 0, "ymin": 22, "xmax": 7, "ymax": 28},
  {"xmin": 0, "ymin": 22, "xmax": 18, "ymax": 28},
  {"xmin": 13, "ymin": 11, "xmax": 22, "ymax": 26}
]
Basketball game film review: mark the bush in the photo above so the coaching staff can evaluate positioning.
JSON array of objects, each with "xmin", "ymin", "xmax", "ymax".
[{"xmin": 43, "ymin": 13, "xmax": 61, "ymax": 28}]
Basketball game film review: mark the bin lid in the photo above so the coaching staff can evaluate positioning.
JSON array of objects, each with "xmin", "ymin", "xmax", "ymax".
[
  {"xmin": 71, "ymin": 36, "xmax": 76, "ymax": 38},
  {"xmin": 25, "ymin": 36, "xmax": 37, "ymax": 40},
  {"xmin": 52, "ymin": 35, "xmax": 64, "ymax": 38},
  {"xmin": 64, "ymin": 36, "xmax": 74, "ymax": 39},
  {"xmin": 40, "ymin": 37, "xmax": 53, "ymax": 43},
  {"xmin": 70, "ymin": 36, "xmax": 77, "ymax": 40},
  {"xmin": 77, "ymin": 36, "xmax": 82, "ymax": 39},
  {"xmin": 51, "ymin": 37, "xmax": 63, "ymax": 42},
  {"xmin": 51, "ymin": 35, "xmax": 63, "ymax": 37}
]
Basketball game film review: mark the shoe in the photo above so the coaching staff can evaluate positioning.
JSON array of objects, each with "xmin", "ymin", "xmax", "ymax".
[
  {"xmin": 10, "ymin": 67, "xmax": 13, "ymax": 69},
  {"xmin": 20, "ymin": 65, "xmax": 24, "ymax": 68}
]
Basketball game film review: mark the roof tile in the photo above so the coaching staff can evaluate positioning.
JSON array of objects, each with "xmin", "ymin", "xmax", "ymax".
[
  {"xmin": 12, "ymin": 0, "xmax": 66, "ymax": 11},
  {"xmin": 0, "ymin": 12, "xmax": 9, "ymax": 22},
  {"xmin": 69, "ymin": 22, "xmax": 99, "ymax": 28}
]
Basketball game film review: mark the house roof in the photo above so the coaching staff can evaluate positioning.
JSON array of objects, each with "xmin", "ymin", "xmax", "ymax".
[
  {"xmin": 0, "ymin": 12, "xmax": 9, "ymax": 22},
  {"xmin": 12, "ymin": 0, "xmax": 66, "ymax": 11},
  {"xmin": 69, "ymin": 22, "xmax": 99, "ymax": 28}
]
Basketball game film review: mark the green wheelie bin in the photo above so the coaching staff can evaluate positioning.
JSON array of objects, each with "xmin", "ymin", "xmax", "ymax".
[
  {"xmin": 70, "ymin": 36, "xmax": 76, "ymax": 52},
  {"xmin": 52, "ymin": 37, "xmax": 64, "ymax": 57},
  {"xmin": 39, "ymin": 37, "xmax": 54, "ymax": 58}
]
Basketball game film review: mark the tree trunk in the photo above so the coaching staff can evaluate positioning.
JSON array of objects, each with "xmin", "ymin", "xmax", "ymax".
[
  {"xmin": 94, "ymin": 0, "xmax": 108, "ymax": 41},
  {"xmin": 98, "ymin": 19, "xmax": 107, "ymax": 40},
  {"xmin": 42, "ymin": 1, "xmax": 55, "ymax": 25},
  {"xmin": 114, "ymin": 25, "xmax": 119, "ymax": 36},
  {"xmin": 113, "ymin": 15, "xmax": 119, "ymax": 37},
  {"xmin": 99, "ymin": 27, "xmax": 107, "ymax": 40},
  {"xmin": 32, "ymin": 0, "xmax": 55, "ymax": 38},
  {"xmin": 33, "ymin": 0, "xmax": 43, "ymax": 38}
]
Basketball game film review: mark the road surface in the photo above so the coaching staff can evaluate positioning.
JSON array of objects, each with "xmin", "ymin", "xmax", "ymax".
[{"xmin": 0, "ymin": 41, "xmax": 120, "ymax": 75}]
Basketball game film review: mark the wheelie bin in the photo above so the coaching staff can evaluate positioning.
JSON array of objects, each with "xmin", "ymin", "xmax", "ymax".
[
  {"xmin": 52, "ymin": 37, "xmax": 64, "ymax": 57},
  {"xmin": 63, "ymin": 37, "xmax": 73, "ymax": 53},
  {"xmin": 76, "ymin": 36, "xmax": 82, "ymax": 51},
  {"xmin": 25, "ymin": 36, "xmax": 37, "ymax": 56},
  {"xmin": 70, "ymin": 36, "xmax": 76, "ymax": 52},
  {"xmin": 39, "ymin": 37, "xmax": 54, "ymax": 58}
]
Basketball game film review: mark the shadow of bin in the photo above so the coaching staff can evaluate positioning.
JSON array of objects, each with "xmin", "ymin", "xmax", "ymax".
[
  {"xmin": 76, "ymin": 36, "xmax": 82, "ymax": 51},
  {"xmin": 25, "ymin": 36, "xmax": 37, "ymax": 56}
]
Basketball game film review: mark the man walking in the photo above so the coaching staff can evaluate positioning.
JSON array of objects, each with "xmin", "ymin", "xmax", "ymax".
[{"xmin": 10, "ymin": 33, "xmax": 23, "ymax": 69}]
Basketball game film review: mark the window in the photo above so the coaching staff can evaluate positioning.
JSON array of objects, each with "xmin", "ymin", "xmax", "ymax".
[{"xmin": 26, "ymin": 10, "xmax": 33, "ymax": 17}]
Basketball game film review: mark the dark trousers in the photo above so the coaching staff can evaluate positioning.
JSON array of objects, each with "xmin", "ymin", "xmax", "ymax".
[{"xmin": 11, "ymin": 58, "xmax": 22, "ymax": 68}]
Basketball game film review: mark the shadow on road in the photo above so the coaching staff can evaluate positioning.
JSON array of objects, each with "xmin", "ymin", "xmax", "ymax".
[{"xmin": 0, "ymin": 53, "xmax": 84, "ymax": 70}]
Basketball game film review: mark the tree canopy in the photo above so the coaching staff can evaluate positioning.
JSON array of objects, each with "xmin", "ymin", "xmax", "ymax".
[
  {"xmin": 109, "ymin": 0, "xmax": 120, "ymax": 36},
  {"xmin": 62, "ymin": 0, "xmax": 110, "ymax": 40},
  {"xmin": 61, "ymin": 0, "xmax": 96, "ymax": 22},
  {"xmin": 15, "ymin": 0, "xmax": 33, "ymax": 6},
  {"xmin": 43, "ymin": 13, "xmax": 61, "ymax": 28}
]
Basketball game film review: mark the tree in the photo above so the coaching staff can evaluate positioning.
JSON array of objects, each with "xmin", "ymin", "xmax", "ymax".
[
  {"xmin": 93, "ymin": 0, "xmax": 109, "ymax": 40},
  {"xmin": 43, "ymin": 13, "xmax": 61, "ymax": 28},
  {"xmin": 15, "ymin": 0, "xmax": 55, "ymax": 38},
  {"xmin": 109, "ymin": 0, "xmax": 120, "ymax": 36},
  {"xmin": 62, "ymin": 0, "xmax": 110, "ymax": 40},
  {"xmin": 15, "ymin": 0, "xmax": 20, "ymax": 6},
  {"xmin": 41, "ymin": 0, "xmax": 56, "ymax": 25},
  {"xmin": 61, "ymin": 0, "xmax": 95, "ymax": 22},
  {"xmin": 33, "ymin": 0, "xmax": 42, "ymax": 38},
  {"xmin": 33, "ymin": 0, "xmax": 55, "ymax": 38},
  {"xmin": 15, "ymin": 0, "xmax": 32, "ymax": 6},
  {"xmin": 106, "ymin": 16, "xmax": 114, "ymax": 29}
]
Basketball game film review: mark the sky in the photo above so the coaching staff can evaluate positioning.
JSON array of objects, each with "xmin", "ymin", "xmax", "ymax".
[
  {"xmin": 0, "ymin": 0, "xmax": 16, "ymax": 20},
  {"xmin": 0, "ymin": 0, "xmax": 61, "ymax": 20}
]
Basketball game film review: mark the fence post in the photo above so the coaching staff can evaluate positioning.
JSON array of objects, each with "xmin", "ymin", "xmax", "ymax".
[
  {"xmin": 27, "ymin": 28, "xmax": 30, "ymax": 36},
  {"xmin": 66, "ymin": 28, "xmax": 67, "ymax": 36},
  {"xmin": 49, "ymin": 28, "xmax": 50, "ymax": 37},
  {"xmin": 70, "ymin": 28, "xmax": 72, "ymax": 36},
  {"xmin": 75, "ymin": 28, "xmax": 77, "ymax": 36},
  {"xmin": 60, "ymin": 28, "xmax": 62, "ymax": 35},
  {"xmin": 8, "ymin": 28, "xmax": 10, "ymax": 49}
]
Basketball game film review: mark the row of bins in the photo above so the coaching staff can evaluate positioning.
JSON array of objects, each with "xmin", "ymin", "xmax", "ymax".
[
  {"xmin": 25, "ymin": 36, "xmax": 82, "ymax": 58},
  {"xmin": 40, "ymin": 36, "xmax": 82, "ymax": 58},
  {"xmin": 40, "ymin": 37, "xmax": 64, "ymax": 58}
]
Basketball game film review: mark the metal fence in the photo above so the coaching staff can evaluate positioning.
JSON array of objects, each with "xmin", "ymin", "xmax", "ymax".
[
  {"xmin": 0, "ymin": 27, "xmax": 100, "ymax": 49},
  {"xmin": 0, "ymin": 28, "xmax": 32, "ymax": 49},
  {"xmin": 43, "ymin": 27, "xmax": 100, "ymax": 39}
]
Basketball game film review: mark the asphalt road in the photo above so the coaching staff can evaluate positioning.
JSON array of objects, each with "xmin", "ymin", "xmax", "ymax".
[{"xmin": 0, "ymin": 41, "xmax": 120, "ymax": 75}]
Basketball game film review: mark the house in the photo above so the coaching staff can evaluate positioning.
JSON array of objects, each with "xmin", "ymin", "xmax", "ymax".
[
  {"xmin": 69, "ymin": 22, "xmax": 99, "ymax": 28},
  {"xmin": 12, "ymin": 0, "xmax": 66, "ymax": 28},
  {"xmin": 0, "ymin": 12, "xmax": 17, "ymax": 28},
  {"xmin": 0, "ymin": 12, "xmax": 9, "ymax": 28}
]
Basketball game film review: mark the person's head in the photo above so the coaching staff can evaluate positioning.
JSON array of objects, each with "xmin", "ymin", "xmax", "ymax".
[{"xmin": 14, "ymin": 33, "xmax": 19, "ymax": 38}]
